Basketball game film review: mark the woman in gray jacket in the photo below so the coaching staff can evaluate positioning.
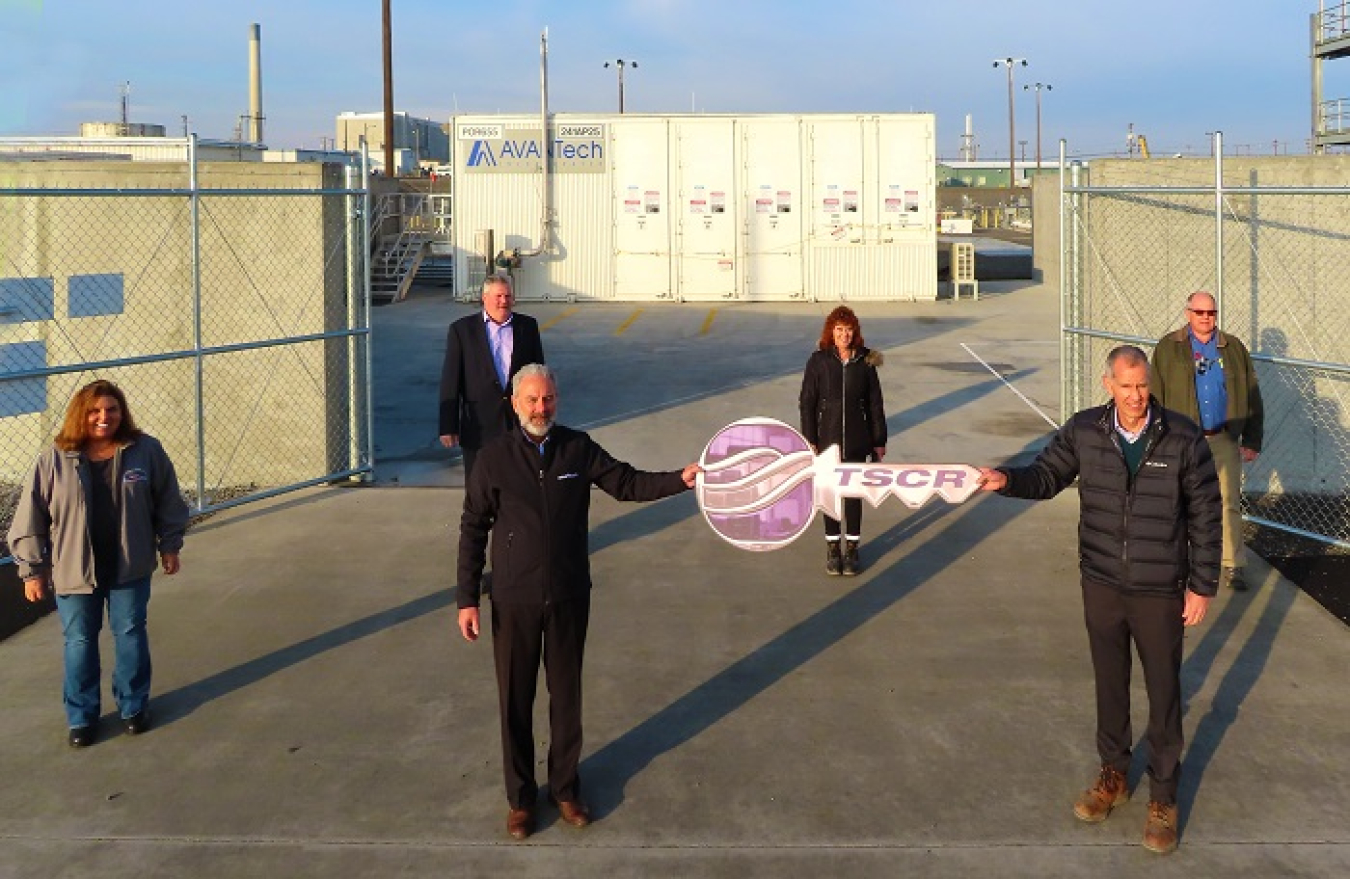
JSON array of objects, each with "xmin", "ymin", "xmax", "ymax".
[{"xmin": 7, "ymin": 380, "xmax": 189, "ymax": 747}]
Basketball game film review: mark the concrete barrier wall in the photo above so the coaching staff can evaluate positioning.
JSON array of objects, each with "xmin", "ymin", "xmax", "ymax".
[{"xmin": 0, "ymin": 160, "xmax": 359, "ymax": 501}]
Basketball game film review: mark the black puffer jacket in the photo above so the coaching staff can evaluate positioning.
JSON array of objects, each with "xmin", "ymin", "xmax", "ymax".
[
  {"xmin": 996, "ymin": 401, "xmax": 1221, "ymax": 597},
  {"xmin": 799, "ymin": 347, "xmax": 887, "ymax": 462}
]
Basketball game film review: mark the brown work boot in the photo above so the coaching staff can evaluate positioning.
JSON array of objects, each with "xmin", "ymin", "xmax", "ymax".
[
  {"xmin": 1142, "ymin": 801, "xmax": 1179, "ymax": 854},
  {"xmin": 1073, "ymin": 765, "xmax": 1129, "ymax": 823}
]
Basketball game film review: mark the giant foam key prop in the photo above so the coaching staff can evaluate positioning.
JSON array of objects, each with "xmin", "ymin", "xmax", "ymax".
[{"xmin": 696, "ymin": 417, "xmax": 981, "ymax": 551}]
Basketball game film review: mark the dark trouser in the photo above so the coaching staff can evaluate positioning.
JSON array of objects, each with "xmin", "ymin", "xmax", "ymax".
[
  {"xmin": 823, "ymin": 498, "xmax": 862, "ymax": 539},
  {"xmin": 1081, "ymin": 576, "xmax": 1185, "ymax": 804},
  {"xmin": 461, "ymin": 446, "xmax": 480, "ymax": 480},
  {"xmin": 490, "ymin": 596, "xmax": 590, "ymax": 809}
]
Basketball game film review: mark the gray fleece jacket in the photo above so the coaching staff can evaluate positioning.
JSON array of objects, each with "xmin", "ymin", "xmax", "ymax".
[{"xmin": 7, "ymin": 434, "xmax": 189, "ymax": 594}]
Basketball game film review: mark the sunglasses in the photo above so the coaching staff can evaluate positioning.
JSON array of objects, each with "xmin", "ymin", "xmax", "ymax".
[{"xmin": 1188, "ymin": 309, "xmax": 1217, "ymax": 317}]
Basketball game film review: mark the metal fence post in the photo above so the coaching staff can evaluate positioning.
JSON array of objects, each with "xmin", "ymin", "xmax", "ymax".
[
  {"xmin": 361, "ymin": 142, "xmax": 375, "ymax": 477},
  {"xmin": 1059, "ymin": 139, "xmax": 1069, "ymax": 422},
  {"xmin": 345, "ymin": 162, "xmax": 364, "ymax": 479},
  {"xmin": 189, "ymin": 134, "xmax": 207, "ymax": 512},
  {"xmin": 1214, "ymin": 130, "xmax": 1224, "ymax": 313}
]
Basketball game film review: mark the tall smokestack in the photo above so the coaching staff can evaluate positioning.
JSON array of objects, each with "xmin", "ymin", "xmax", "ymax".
[{"xmin": 248, "ymin": 23, "xmax": 264, "ymax": 143}]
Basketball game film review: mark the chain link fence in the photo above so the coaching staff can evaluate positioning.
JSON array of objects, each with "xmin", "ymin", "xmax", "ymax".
[
  {"xmin": 0, "ymin": 141, "xmax": 373, "ymax": 564},
  {"xmin": 1062, "ymin": 141, "xmax": 1350, "ymax": 548}
]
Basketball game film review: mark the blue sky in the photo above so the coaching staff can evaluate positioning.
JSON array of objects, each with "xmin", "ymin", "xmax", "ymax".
[{"xmin": 0, "ymin": 0, "xmax": 1331, "ymax": 159}]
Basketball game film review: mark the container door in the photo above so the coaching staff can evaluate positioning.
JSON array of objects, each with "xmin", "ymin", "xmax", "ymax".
[
  {"xmin": 673, "ymin": 119, "xmax": 739, "ymax": 301},
  {"xmin": 807, "ymin": 118, "xmax": 867, "ymax": 246},
  {"xmin": 611, "ymin": 119, "xmax": 673, "ymax": 301},
  {"xmin": 742, "ymin": 118, "xmax": 805, "ymax": 301}
]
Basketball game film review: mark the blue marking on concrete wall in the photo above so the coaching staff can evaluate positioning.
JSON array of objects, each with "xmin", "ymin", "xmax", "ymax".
[
  {"xmin": 68, "ymin": 273, "xmax": 125, "ymax": 317},
  {"xmin": 0, "ymin": 277, "xmax": 55, "ymax": 324},
  {"xmin": 0, "ymin": 342, "xmax": 48, "ymax": 417}
]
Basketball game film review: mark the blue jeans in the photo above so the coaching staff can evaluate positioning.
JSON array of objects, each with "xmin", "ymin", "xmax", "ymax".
[{"xmin": 54, "ymin": 576, "xmax": 152, "ymax": 728}]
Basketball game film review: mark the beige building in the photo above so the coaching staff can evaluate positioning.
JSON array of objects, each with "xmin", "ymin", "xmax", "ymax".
[{"xmin": 336, "ymin": 112, "xmax": 450, "ymax": 170}]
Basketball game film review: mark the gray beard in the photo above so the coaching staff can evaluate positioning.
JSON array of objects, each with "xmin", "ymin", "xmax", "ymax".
[{"xmin": 522, "ymin": 419, "xmax": 553, "ymax": 438}]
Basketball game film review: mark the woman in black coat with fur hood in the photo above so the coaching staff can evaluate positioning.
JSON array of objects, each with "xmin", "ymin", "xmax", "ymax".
[{"xmin": 799, "ymin": 306, "xmax": 887, "ymax": 576}]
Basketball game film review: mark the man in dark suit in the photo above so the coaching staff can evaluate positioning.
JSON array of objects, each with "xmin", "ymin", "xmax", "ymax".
[
  {"xmin": 457, "ymin": 364, "xmax": 700, "ymax": 841},
  {"xmin": 438, "ymin": 275, "xmax": 545, "ymax": 477}
]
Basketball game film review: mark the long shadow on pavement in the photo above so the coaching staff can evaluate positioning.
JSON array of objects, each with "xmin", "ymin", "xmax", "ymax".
[
  {"xmin": 1111, "ymin": 557, "xmax": 1295, "ymax": 836},
  {"xmin": 147, "ymin": 590, "xmax": 453, "ymax": 728},
  {"xmin": 580, "ymin": 494, "xmax": 1027, "ymax": 817},
  {"xmin": 1177, "ymin": 580, "xmax": 1296, "ymax": 831}
]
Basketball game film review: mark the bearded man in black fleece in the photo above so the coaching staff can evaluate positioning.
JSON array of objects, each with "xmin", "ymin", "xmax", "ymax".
[
  {"xmin": 977, "ymin": 345, "xmax": 1221, "ymax": 855},
  {"xmin": 456, "ymin": 363, "xmax": 701, "ymax": 841}
]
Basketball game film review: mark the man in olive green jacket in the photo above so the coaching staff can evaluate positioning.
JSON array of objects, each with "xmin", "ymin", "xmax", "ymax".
[{"xmin": 1151, "ymin": 291, "xmax": 1264, "ymax": 590}]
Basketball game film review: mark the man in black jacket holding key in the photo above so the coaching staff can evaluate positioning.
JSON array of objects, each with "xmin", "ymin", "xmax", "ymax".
[
  {"xmin": 977, "ymin": 345, "xmax": 1221, "ymax": 855},
  {"xmin": 457, "ymin": 363, "xmax": 700, "ymax": 841}
]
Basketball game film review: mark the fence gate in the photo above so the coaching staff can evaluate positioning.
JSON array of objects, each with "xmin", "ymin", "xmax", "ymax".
[{"xmin": 1060, "ymin": 135, "xmax": 1350, "ymax": 549}]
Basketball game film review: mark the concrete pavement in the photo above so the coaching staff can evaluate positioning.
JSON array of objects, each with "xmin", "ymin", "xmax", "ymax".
[{"xmin": 0, "ymin": 282, "xmax": 1346, "ymax": 878}]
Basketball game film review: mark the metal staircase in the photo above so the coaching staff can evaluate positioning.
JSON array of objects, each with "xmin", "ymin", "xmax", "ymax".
[
  {"xmin": 371, "ymin": 229, "xmax": 429, "ymax": 304},
  {"xmin": 365, "ymin": 189, "xmax": 452, "ymax": 303}
]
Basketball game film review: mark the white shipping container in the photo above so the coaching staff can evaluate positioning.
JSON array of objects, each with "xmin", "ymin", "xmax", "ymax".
[{"xmin": 450, "ymin": 113, "xmax": 936, "ymax": 302}]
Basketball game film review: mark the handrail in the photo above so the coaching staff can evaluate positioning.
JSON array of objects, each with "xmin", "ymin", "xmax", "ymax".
[{"xmin": 1318, "ymin": 2, "xmax": 1350, "ymax": 43}]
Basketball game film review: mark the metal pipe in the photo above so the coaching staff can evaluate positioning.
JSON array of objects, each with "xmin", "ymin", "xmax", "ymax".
[
  {"xmin": 1245, "ymin": 515, "xmax": 1350, "ymax": 551},
  {"xmin": 1313, "ymin": 9, "xmax": 1324, "ymax": 155},
  {"xmin": 0, "ymin": 329, "xmax": 374, "ymax": 384},
  {"xmin": 1062, "ymin": 185, "xmax": 1350, "ymax": 196},
  {"xmin": 516, "ymin": 29, "xmax": 552, "ymax": 260}
]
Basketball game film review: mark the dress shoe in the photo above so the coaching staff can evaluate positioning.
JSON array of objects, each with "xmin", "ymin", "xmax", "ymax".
[
  {"xmin": 1222, "ymin": 566, "xmax": 1248, "ymax": 591},
  {"xmin": 552, "ymin": 798, "xmax": 591, "ymax": 828},
  {"xmin": 123, "ymin": 710, "xmax": 150, "ymax": 735},
  {"xmin": 1073, "ymin": 765, "xmax": 1129, "ymax": 823},
  {"xmin": 68, "ymin": 726, "xmax": 97, "ymax": 748},
  {"xmin": 506, "ymin": 807, "xmax": 535, "ymax": 840},
  {"xmin": 1142, "ymin": 801, "xmax": 1179, "ymax": 854}
]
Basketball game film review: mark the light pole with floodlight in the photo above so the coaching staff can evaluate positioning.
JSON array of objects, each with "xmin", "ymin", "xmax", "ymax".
[
  {"xmin": 993, "ymin": 57, "xmax": 1027, "ymax": 190},
  {"xmin": 1023, "ymin": 81, "xmax": 1052, "ymax": 169},
  {"xmin": 603, "ymin": 59, "xmax": 638, "ymax": 113}
]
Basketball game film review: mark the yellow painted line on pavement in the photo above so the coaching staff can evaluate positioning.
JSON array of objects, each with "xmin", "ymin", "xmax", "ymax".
[
  {"xmin": 700, "ymin": 308, "xmax": 718, "ymax": 335},
  {"xmin": 541, "ymin": 307, "xmax": 578, "ymax": 331},
  {"xmin": 615, "ymin": 308, "xmax": 644, "ymax": 336}
]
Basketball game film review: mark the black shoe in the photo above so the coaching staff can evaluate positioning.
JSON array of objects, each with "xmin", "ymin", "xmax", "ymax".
[
  {"xmin": 123, "ymin": 711, "xmax": 151, "ymax": 735},
  {"xmin": 825, "ymin": 541, "xmax": 843, "ymax": 576},
  {"xmin": 842, "ymin": 540, "xmax": 860, "ymax": 576},
  {"xmin": 1222, "ymin": 567, "xmax": 1248, "ymax": 592},
  {"xmin": 68, "ymin": 726, "xmax": 96, "ymax": 748}
]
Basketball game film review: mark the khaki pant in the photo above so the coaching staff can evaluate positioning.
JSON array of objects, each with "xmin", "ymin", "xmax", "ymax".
[{"xmin": 1206, "ymin": 431, "xmax": 1245, "ymax": 569}]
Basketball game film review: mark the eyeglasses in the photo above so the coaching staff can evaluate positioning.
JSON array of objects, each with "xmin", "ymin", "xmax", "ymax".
[{"xmin": 1188, "ymin": 308, "xmax": 1217, "ymax": 317}]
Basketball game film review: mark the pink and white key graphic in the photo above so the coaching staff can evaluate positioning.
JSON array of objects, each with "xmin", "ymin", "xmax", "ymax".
[{"xmin": 696, "ymin": 417, "xmax": 981, "ymax": 551}]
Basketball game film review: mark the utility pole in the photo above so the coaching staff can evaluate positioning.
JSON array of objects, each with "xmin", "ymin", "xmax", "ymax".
[
  {"xmin": 382, "ymin": 0, "xmax": 395, "ymax": 175},
  {"xmin": 1023, "ymin": 82, "xmax": 1052, "ymax": 169},
  {"xmin": 604, "ymin": 59, "xmax": 638, "ymax": 113},
  {"xmin": 993, "ymin": 58, "xmax": 1027, "ymax": 190}
]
